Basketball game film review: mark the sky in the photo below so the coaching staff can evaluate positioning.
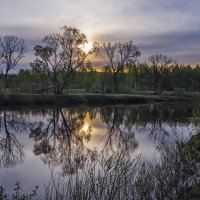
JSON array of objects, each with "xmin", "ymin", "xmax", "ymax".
[{"xmin": 0, "ymin": 0, "xmax": 200, "ymax": 69}]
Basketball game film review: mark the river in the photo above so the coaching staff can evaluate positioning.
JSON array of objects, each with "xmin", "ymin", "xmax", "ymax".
[{"xmin": 0, "ymin": 102, "xmax": 198, "ymax": 198}]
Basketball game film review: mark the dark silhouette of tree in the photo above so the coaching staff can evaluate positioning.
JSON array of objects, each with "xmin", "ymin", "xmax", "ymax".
[
  {"xmin": 31, "ymin": 26, "xmax": 95, "ymax": 94},
  {"xmin": 149, "ymin": 54, "xmax": 173, "ymax": 93},
  {"xmin": 97, "ymin": 41, "xmax": 140, "ymax": 92},
  {"xmin": 0, "ymin": 35, "xmax": 25, "ymax": 91}
]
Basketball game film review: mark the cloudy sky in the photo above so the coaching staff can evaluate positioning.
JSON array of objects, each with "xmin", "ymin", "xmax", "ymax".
[{"xmin": 1, "ymin": 0, "xmax": 200, "ymax": 68}]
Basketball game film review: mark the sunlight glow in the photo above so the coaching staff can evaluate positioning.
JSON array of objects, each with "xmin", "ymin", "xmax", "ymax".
[
  {"xmin": 82, "ymin": 124, "xmax": 89, "ymax": 132},
  {"xmin": 82, "ymin": 42, "xmax": 93, "ymax": 53}
]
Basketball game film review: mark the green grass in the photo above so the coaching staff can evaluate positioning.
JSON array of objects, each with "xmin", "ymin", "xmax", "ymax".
[{"xmin": 0, "ymin": 92, "xmax": 199, "ymax": 106}]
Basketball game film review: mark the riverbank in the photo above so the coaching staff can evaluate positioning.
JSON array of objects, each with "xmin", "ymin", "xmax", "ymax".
[{"xmin": 0, "ymin": 93, "xmax": 199, "ymax": 106}]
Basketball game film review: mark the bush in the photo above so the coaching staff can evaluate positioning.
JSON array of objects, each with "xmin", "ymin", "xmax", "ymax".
[
  {"xmin": 44, "ymin": 140, "xmax": 200, "ymax": 200},
  {"xmin": 0, "ymin": 182, "xmax": 38, "ymax": 200}
]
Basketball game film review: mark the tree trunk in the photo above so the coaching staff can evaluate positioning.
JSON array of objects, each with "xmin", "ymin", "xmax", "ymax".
[
  {"xmin": 53, "ymin": 82, "xmax": 64, "ymax": 94},
  {"xmin": 3, "ymin": 71, "xmax": 9, "ymax": 93},
  {"xmin": 53, "ymin": 85, "xmax": 58, "ymax": 94},
  {"xmin": 113, "ymin": 74, "xmax": 118, "ymax": 92},
  {"xmin": 153, "ymin": 68, "xmax": 159, "ymax": 94},
  {"xmin": 154, "ymin": 79, "xmax": 158, "ymax": 94},
  {"xmin": 53, "ymin": 79, "xmax": 60, "ymax": 94}
]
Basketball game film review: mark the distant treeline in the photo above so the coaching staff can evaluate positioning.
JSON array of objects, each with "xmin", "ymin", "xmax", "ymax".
[{"xmin": 1, "ymin": 63, "xmax": 200, "ymax": 94}]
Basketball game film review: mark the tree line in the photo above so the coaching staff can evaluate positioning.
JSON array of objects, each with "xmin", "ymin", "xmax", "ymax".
[{"xmin": 0, "ymin": 26, "xmax": 200, "ymax": 94}]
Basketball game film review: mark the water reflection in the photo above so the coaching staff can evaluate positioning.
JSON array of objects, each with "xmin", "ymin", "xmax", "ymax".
[
  {"xmin": 100, "ymin": 107, "xmax": 138, "ymax": 155},
  {"xmin": 29, "ymin": 107, "xmax": 141, "ymax": 174},
  {"xmin": 0, "ymin": 111, "xmax": 28, "ymax": 167},
  {"xmin": 0, "ymin": 103, "xmax": 197, "ymax": 173},
  {"xmin": 0, "ymin": 103, "xmax": 199, "ymax": 198},
  {"xmin": 29, "ymin": 108, "xmax": 96, "ymax": 175}
]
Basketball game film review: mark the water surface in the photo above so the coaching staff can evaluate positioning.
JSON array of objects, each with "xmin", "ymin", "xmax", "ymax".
[{"xmin": 0, "ymin": 102, "xmax": 198, "ymax": 196}]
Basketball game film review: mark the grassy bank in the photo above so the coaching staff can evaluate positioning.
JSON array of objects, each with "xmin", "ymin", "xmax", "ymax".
[{"xmin": 0, "ymin": 93, "xmax": 199, "ymax": 106}]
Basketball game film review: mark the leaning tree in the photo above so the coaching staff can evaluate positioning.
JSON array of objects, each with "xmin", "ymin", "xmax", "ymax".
[
  {"xmin": 31, "ymin": 26, "xmax": 95, "ymax": 94},
  {"xmin": 97, "ymin": 41, "xmax": 141, "ymax": 92},
  {"xmin": 0, "ymin": 35, "xmax": 25, "ymax": 91}
]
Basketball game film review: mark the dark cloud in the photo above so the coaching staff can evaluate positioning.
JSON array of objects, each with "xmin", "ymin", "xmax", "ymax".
[
  {"xmin": 138, "ymin": 30, "xmax": 200, "ymax": 63},
  {"xmin": 95, "ymin": 29, "xmax": 200, "ymax": 64}
]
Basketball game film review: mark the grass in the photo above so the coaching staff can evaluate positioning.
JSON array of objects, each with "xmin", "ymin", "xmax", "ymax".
[
  {"xmin": 43, "ymin": 140, "xmax": 200, "ymax": 200},
  {"xmin": 0, "ymin": 90, "xmax": 200, "ymax": 106},
  {"xmin": 0, "ymin": 93, "xmax": 164, "ymax": 106},
  {"xmin": 0, "ymin": 93, "xmax": 87, "ymax": 106},
  {"xmin": 0, "ymin": 182, "xmax": 38, "ymax": 200},
  {"xmin": 46, "ymin": 143, "xmax": 200, "ymax": 200},
  {"xmin": 1, "ymin": 137, "xmax": 200, "ymax": 199}
]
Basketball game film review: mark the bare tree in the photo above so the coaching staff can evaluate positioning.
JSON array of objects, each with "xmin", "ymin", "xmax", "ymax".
[
  {"xmin": 97, "ymin": 41, "xmax": 140, "ymax": 92},
  {"xmin": 149, "ymin": 54, "xmax": 173, "ymax": 94},
  {"xmin": 31, "ymin": 26, "xmax": 95, "ymax": 94},
  {"xmin": 0, "ymin": 35, "xmax": 25, "ymax": 91}
]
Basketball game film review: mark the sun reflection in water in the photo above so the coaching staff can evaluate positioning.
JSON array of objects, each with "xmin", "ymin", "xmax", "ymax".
[{"xmin": 80, "ymin": 123, "xmax": 93, "ymax": 141}]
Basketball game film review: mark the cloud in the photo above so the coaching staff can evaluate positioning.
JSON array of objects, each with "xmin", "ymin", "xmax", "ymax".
[
  {"xmin": 138, "ymin": 30, "xmax": 200, "ymax": 64},
  {"xmin": 0, "ymin": 0, "xmax": 200, "ymax": 66},
  {"xmin": 95, "ymin": 28, "xmax": 200, "ymax": 64}
]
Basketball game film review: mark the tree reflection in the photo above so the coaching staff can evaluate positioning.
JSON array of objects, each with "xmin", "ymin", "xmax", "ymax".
[
  {"xmin": 29, "ymin": 107, "xmax": 140, "ymax": 175},
  {"xmin": 0, "ymin": 102, "xmax": 194, "ymax": 171},
  {"xmin": 138, "ymin": 105, "xmax": 170, "ymax": 142},
  {"xmin": 0, "ymin": 111, "xmax": 27, "ymax": 167},
  {"xmin": 100, "ymin": 103, "xmax": 194, "ymax": 152},
  {"xmin": 30, "ymin": 103, "xmax": 193, "ymax": 175},
  {"xmin": 30, "ymin": 108, "xmax": 96, "ymax": 175},
  {"xmin": 134, "ymin": 103, "xmax": 193, "ymax": 142},
  {"xmin": 100, "ymin": 107, "xmax": 138, "ymax": 155}
]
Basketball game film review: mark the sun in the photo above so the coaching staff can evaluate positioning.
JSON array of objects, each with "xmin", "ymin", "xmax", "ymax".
[
  {"xmin": 82, "ymin": 124, "xmax": 89, "ymax": 132},
  {"xmin": 82, "ymin": 42, "xmax": 93, "ymax": 53}
]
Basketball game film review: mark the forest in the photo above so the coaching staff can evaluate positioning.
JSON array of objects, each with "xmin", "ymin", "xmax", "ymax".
[{"xmin": 1, "ymin": 63, "xmax": 200, "ymax": 94}]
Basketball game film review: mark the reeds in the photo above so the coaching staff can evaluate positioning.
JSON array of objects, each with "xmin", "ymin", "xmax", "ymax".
[
  {"xmin": 44, "ymin": 141, "xmax": 200, "ymax": 200},
  {"xmin": 1, "ymin": 140, "xmax": 199, "ymax": 199}
]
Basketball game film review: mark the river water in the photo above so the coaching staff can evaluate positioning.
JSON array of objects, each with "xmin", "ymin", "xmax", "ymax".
[{"xmin": 0, "ymin": 102, "xmax": 199, "ymax": 197}]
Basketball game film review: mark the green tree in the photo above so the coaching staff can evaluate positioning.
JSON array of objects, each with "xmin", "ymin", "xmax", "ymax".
[
  {"xmin": 11, "ymin": 69, "xmax": 51, "ymax": 93},
  {"xmin": 31, "ymin": 26, "xmax": 95, "ymax": 94}
]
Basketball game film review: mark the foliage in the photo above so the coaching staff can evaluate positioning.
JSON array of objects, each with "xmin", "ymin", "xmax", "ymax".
[
  {"xmin": 182, "ymin": 132, "xmax": 200, "ymax": 162},
  {"xmin": 3, "ymin": 62, "xmax": 200, "ymax": 95},
  {"xmin": 30, "ymin": 26, "xmax": 95, "ymax": 94},
  {"xmin": 0, "ymin": 182, "xmax": 38, "ymax": 200},
  {"xmin": 44, "ymin": 141, "xmax": 200, "ymax": 200}
]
